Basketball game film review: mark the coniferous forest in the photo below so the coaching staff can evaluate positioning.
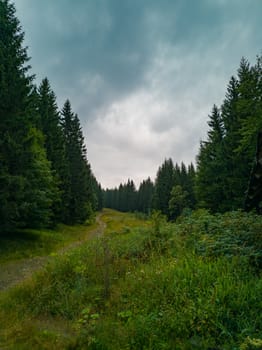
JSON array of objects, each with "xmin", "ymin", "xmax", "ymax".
[
  {"xmin": 0, "ymin": 1, "xmax": 261, "ymax": 349},
  {"xmin": 0, "ymin": 0, "xmax": 102, "ymax": 233},
  {"xmin": 104, "ymin": 54, "xmax": 262, "ymax": 217},
  {"xmin": 1, "ymin": 0, "xmax": 262, "ymax": 231}
]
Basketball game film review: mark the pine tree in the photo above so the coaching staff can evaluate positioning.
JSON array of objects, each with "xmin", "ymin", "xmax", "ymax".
[
  {"xmin": 245, "ymin": 56, "xmax": 262, "ymax": 142},
  {"xmin": 0, "ymin": 0, "xmax": 55, "ymax": 231},
  {"xmin": 118, "ymin": 183, "xmax": 125, "ymax": 211},
  {"xmin": 172, "ymin": 162, "xmax": 196, "ymax": 210},
  {"xmin": 37, "ymin": 78, "xmax": 66, "ymax": 222},
  {"xmin": 61, "ymin": 100, "xmax": 93, "ymax": 224},
  {"xmin": 173, "ymin": 163, "xmax": 181, "ymax": 186},
  {"xmin": 153, "ymin": 158, "xmax": 174, "ymax": 218},
  {"xmin": 220, "ymin": 75, "xmax": 244, "ymax": 210},
  {"xmin": 195, "ymin": 105, "xmax": 226, "ymax": 212},
  {"xmin": 96, "ymin": 182, "xmax": 104, "ymax": 211},
  {"xmin": 221, "ymin": 57, "xmax": 262, "ymax": 210},
  {"xmin": 196, "ymin": 56, "xmax": 262, "ymax": 212},
  {"xmin": 187, "ymin": 163, "xmax": 196, "ymax": 208},
  {"xmin": 37, "ymin": 78, "xmax": 65, "ymax": 172},
  {"xmin": 236, "ymin": 57, "xmax": 262, "ymax": 162},
  {"xmin": 104, "ymin": 188, "xmax": 117, "ymax": 209},
  {"xmin": 19, "ymin": 128, "xmax": 58, "ymax": 227},
  {"xmin": 137, "ymin": 177, "xmax": 154, "ymax": 214},
  {"xmin": 125, "ymin": 179, "xmax": 136, "ymax": 212}
]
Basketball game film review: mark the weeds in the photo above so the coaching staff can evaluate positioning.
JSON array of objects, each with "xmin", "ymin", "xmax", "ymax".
[{"xmin": 0, "ymin": 209, "xmax": 261, "ymax": 349}]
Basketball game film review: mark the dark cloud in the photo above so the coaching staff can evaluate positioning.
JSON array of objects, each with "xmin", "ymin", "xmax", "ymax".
[
  {"xmin": 14, "ymin": 0, "xmax": 262, "ymax": 187},
  {"xmin": 15, "ymin": 0, "xmax": 261, "ymax": 99}
]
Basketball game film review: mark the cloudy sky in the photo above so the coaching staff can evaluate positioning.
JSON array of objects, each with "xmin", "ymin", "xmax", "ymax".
[{"xmin": 14, "ymin": 0, "xmax": 261, "ymax": 188}]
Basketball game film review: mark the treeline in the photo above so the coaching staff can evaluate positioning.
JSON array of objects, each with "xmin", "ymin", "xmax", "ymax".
[
  {"xmin": 104, "ymin": 161, "xmax": 196, "ymax": 220},
  {"xmin": 105, "ymin": 55, "xmax": 262, "ymax": 218},
  {"xmin": 196, "ymin": 56, "xmax": 262, "ymax": 212},
  {"xmin": 0, "ymin": 0, "xmax": 102, "ymax": 232}
]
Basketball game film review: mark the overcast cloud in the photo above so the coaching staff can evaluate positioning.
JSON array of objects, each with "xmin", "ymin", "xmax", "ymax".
[{"xmin": 14, "ymin": 0, "xmax": 262, "ymax": 188}]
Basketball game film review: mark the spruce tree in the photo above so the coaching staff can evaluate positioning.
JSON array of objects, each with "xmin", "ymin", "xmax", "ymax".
[
  {"xmin": 173, "ymin": 163, "xmax": 181, "ymax": 186},
  {"xmin": 187, "ymin": 163, "xmax": 196, "ymax": 208},
  {"xmin": 118, "ymin": 183, "xmax": 125, "ymax": 211},
  {"xmin": 220, "ymin": 75, "xmax": 244, "ymax": 210},
  {"xmin": 137, "ymin": 177, "xmax": 154, "ymax": 214},
  {"xmin": 37, "ymin": 78, "xmax": 65, "ymax": 173},
  {"xmin": 236, "ymin": 57, "xmax": 262, "ymax": 162},
  {"xmin": 95, "ymin": 181, "xmax": 104, "ymax": 211},
  {"xmin": 240, "ymin": 56, "xmax": 262, "ymax": 149},
  {"xmin": 125, "ymin": 179, "xmax": 136, "ymax": 212},
  {"xmin": 195, "ymin": 105, "xmax": 226, "ymax": 212},
  {"xmin": 153, "ymin": 158, "xmax": 174, "ymax": 218},
  {"xmin": 37, "ymin": 78, "xmax": 66, "ymax": 222},
  {"xmin": 221, "ymin": 57, "xmax": 262, "ymax": 210},
  {"xmin": 61, "ymin": 100, "xmax": 93, "ymax": 224},
  {"xmin": 0, "ymin": 0, "xmax": 55, "ymax": 231}
]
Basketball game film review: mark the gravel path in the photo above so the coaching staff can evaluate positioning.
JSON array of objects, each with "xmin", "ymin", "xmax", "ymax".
[{"xmin": 0, "ymin": 215, "xmax": 105, "ymax": 292}]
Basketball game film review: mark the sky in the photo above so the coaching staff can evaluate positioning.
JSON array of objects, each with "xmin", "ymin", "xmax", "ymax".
[{"xmin": 14, "ymin": 0, "xmax": 262, "ymax": 188}]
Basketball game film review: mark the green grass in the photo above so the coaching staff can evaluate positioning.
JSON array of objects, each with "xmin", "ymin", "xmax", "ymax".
[
  {"xmin": 0, "ymin": 221, "xmax": 98, "ymax": 264},
  {"xmin": 101, "ymin": 208, "xmax": 150, "ymax": 233},
  {"xmin": 0, "ymin": 209, "xmax": 261, "ymax": 349}
]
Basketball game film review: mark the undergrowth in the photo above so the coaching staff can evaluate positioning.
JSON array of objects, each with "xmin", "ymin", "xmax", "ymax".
[{"xmin": 0, "ymin": 209, "xmax": 261, "ymax": 349}]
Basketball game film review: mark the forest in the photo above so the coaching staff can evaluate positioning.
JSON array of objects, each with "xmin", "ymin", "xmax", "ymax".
[
  {"xmin": 0, "ymin": 0, "xmax": 103, "ymax": 234},
  {"xmin": 104, "ymin": 55, "xmax": 262, "ymax": 218},
  {"xmin": 1, "ymin": 0, "xmax": 262, "ymax": 232},
  {"xmin": 0, "ymin": 1, "xmax": 261, "ymax": 349}
]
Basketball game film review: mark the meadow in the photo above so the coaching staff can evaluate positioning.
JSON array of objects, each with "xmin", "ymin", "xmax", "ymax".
[{"xmin": 0, "ymin": 209, "xmax": 261, "ymax": 349}]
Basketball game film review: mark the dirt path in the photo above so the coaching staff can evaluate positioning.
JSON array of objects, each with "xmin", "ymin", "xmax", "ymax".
[{"xmin": 0, "ymin": 214, "xmax": 106, "ymax": 292}]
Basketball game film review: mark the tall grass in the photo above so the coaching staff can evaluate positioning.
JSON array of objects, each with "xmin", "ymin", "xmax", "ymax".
[{"xmin": 0, "ymin": 209, "xmax": 261, "ymax": 349}]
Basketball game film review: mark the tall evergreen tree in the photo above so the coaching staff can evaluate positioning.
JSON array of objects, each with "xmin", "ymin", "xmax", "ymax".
[
  {"xmin": 195, "ymin": 105, "xmax": 226, "ymax": 212},
  {"xmin": 0, "ymin": 0, "xmax": 55, "ymax": 231},
  {"xmin": 220, "ymin": 58, "xmax": 262, "ymax": 210},
  {"xmin": 37, "ymin": 78, "xmax": 66, "ymax": 222},
  {"xmin": 187, "ymin": 163, "xmax": 196, "ymax": 208},
  {"xmin": 95, "ymin": 182, "xmax": 104, "ymax": 211},
  {"xmin": 37, "ymin": 78, "xmax": 65, "ymax": 173},
  {"xmin": 61, "ymin": 100, "xmax": 93, "ymax": 224},
  {"xmin": 196, "ymin": 56, "xmax": 262, "ymax": 212},
  {"xmin": 125, "ymin": 179, "xmax": 136, "ymax": 212},
  {"xmin": 103, "ymin": 188, "xmax": 117, "ymax": 209},
  {"xmin": 153, "ymin": 158, "xmax": 174, "ymax": 218},
  {"xmin": 220, "ymin": 75, "xmax": 246, "ymax": 210},
  {"xmin": 173, "ymin": 163, "xmax": 181, "ymax": 185},
  {"xmin": 172, "ymin": 162, "xmax": 196, "ymax": 210},
  {"xmin": 236, "ymin": 57, "xmax": 262, "ymax": 159},
  {"xmin": 240, "ymin": 56, "xmax": 262, "ymax": 148},
  {"xmin": 137, "ymin": 177, "xmax": 154, "ymax": 214}
]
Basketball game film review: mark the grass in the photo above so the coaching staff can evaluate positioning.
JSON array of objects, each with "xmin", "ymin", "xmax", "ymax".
[
  {"xmin": 0, "ymin": 209, "xmax": 261, "ymax": 349},
  {"xmin": 101, "ymin": 208, "xmax": 150, "ymax": 233},
  {"xmin": 0, "ymin": 221, "xmax": 98, "ymax": 264}
]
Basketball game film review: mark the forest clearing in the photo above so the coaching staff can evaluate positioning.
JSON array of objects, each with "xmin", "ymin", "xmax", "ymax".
[
  {"xmin": 1, "ymin": 0, "xmax": 262, "ymax": 349},
  {"xmin": 0, "ymin": 209, "xmax": 261, "ymax": 349}
]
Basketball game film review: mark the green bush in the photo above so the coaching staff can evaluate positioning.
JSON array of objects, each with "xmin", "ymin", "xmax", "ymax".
[{"xmin": 176, "ymin": 210, "xmax": 262, "ymax": 268}]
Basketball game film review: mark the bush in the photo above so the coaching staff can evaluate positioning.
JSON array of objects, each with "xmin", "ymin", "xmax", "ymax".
[{"xmin": 176, "ymin": 210, "xmax": 262, "ymax": 268}]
